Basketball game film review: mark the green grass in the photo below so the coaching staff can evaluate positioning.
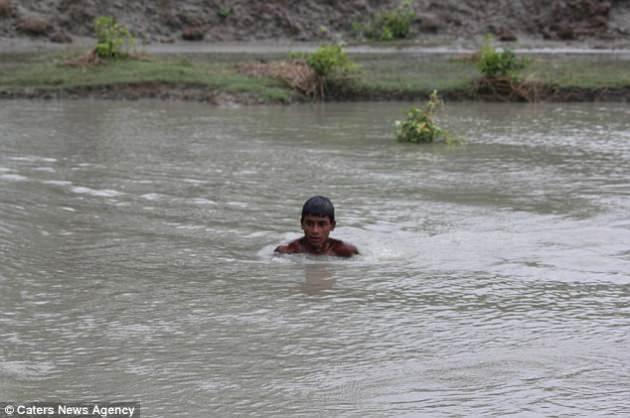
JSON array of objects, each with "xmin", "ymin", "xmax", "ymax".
[
  {"xmin": 0, "ymin": 51, "xmax": 293, "ymax": 101},
  {"xmin": 1, "ymin": 50, "xmax": 630, "ymax": 101},
  {"xmin": 353, "ymin": 54, "xmax": 479, "ymax": 93},
  {"xmin": 522, "ymin": 56, "xmax": 630, "ymax": 88}
]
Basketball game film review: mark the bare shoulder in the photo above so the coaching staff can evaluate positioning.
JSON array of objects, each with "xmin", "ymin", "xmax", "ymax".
[
  {"xmin": 274, "ymin": 239, "xmax": 303, "ymax": 254},
  {"xmin": 330, "ymin": 239, "xmax": 359, "ymax": 258}
]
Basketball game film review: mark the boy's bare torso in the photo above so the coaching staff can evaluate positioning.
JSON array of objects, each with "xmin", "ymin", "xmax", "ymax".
[{"xmin": 275, "ymin": 237, "xmax": 358, "ymax": 258}]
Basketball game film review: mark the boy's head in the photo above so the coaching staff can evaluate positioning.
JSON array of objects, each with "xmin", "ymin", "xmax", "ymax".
[{"xmin": 301, "ymin": 196, "xmax": 335, "ymax": 224}]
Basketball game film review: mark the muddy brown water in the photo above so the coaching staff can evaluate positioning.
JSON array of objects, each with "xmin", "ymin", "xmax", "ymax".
[{"xmin": 1, "ymin": 100, "xmax": 629, "ymax": 416}]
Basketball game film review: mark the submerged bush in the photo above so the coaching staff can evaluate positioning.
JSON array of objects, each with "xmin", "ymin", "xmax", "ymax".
[
  {"xmin": 357, "ymin": 0, "xmax": 415, "ymax": 41},
  {"xmin": 395, "ymin": 91, "xmax": 452, "ymax": 143},
  {"xmin": 94, "ymin": 16, "xmax": 135, "ymax": 59},
  {"xmin": 477, "ymin": 35, "xmax": 526, "ymax": 78}
]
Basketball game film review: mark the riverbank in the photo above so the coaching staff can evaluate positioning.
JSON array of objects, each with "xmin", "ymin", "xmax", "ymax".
[
  {"xmin": 2, "ymin": 0, "xmax": 629, "ymax": 43},
  {"xmin": 2, "ymin": 44, "xmax": 630, "ymax": 104}
]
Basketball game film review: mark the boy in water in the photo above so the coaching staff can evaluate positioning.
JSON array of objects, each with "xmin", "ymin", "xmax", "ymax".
[{"xmin": 275, "ymin": 196, "xmax": 359, "ymax": 258}]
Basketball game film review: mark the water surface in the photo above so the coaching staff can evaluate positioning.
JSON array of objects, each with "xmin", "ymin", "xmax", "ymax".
[{"xmin": 1, "ymin": 100, "xmax": 629, "ymax": 417}]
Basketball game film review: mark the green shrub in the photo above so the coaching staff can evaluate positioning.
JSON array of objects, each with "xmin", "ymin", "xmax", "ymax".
[
  {"xmin": 287, "ymin": 51, "xmax": 308, "ymax": 60},
  {"xmin": 217, "ymin": 5, "xmax": 233, "ymax": 20},
  {"xmin": 306, "ymin": 44, "xmax": 357, "ymax": 78},
  {"xmin": 94, "ymin": 16, "xmax": 135, "ymax": 59},
  {"xmin": 395, "ymin": 91, "xmax": 450, "ymax": 143},
  {"xmin": 477, "ymin": 35, "xmax": 526, "ymax": 78},
  {"xmin": 361, "ymin": 0, "xmax": 415, "ymax": 41},
  {"xmin": 305, "ymin": 44, "xmax": 359, "ymax": 98},
  {"xmin": 351, "ymin": 21, "xmax": 364, "ymax": 37}
]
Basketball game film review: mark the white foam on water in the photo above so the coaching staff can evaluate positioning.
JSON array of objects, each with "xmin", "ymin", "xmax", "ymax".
[
  {"xmin": 183, "ymin": 178, "xmax": 205, "ymax": 184},
  {"xmin": 141, "ymin": 193, "xmax": 163, "ymax": 201},
  {"xmin": 71, "ymin": 186, "xmax": 122, "ymax": 197},
  {"xmin": 244, "ymin": 231, "xmax": 269, "ymax": 238},
  {"xmin": 227, "ymin": 201, "xmax": 248, "ymax": 208},
  {"xmin": 32, "ymin": 167, "xmax": 56, "ymax": 173},
  {"xmin": 192, "ymin": 198, "xmax": 217, "ymax": 205},
  {"xmin": 0, "ymin": 174, "xmax": 28, "ymax": 182},
  {"xmin": 0, "ymin": 360, "xmax": 56, "ymax": 378},
  {"xmin": 175, "ymin": 224, "xmax": 205, "ymax": 230},
  {"xmin": 9, "ymin": 156, "xmax": 56, "ymax": 163},
  {"xmin": 43, "ymin": 180, "xmax": 72, "ymax": 186}
]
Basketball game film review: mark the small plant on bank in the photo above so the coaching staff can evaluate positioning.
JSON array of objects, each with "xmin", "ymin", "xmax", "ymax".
[
  {"xmin": 306, "ymin": 44, "xmax": 356, "ymax": 78},
  {"xmin": 474, "ymin": 35, "xmax": 542, "ymax": 101},
  {"xmin": 306, "ymin": 44, "xmax": 359, "ymax": 98},
  {"xmin": 217, "ymin": 5, "xmax": 233, "ymax": 20},
  {"xmin": 357, "ymin": 0, "xmax": 415, "ymax": 41},
  {"xmin": 237, "ymin": 45, "xmax": 358, "ymax": 100},
  {"xmin": 287, "ymin": 51, "xmax": 308, "ymax": 60},
  {"xmin": 94, "ymin": 16, "xmax": 135, "ymax": 59},
  {"xmin": 395, "ymin": 91, "xmax": 454, "ymax": 144},
  {"xmin": 477, "ymin": 34, "xmax": 526, "ymax": 78}
]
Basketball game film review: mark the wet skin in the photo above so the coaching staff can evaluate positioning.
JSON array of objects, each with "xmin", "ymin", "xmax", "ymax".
[{"xmin": 275, "ymin": 215, "xmax": 359, "ymax": 257}]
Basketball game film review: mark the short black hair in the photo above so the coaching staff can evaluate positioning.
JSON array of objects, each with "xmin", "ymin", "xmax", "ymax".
[{"xmin": 301, "ymin": 196, "xmax": 335, "ymax": 223}]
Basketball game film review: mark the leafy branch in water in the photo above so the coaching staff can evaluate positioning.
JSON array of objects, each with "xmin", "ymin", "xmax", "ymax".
[{"xmin": 395, "ymin": 91, "xmax": 457, "ymax": 144}]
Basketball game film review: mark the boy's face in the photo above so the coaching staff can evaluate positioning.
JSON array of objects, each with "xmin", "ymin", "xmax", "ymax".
[{"xmin": 301, "ymin": 215, "xmax": 335, "ymax": 249}]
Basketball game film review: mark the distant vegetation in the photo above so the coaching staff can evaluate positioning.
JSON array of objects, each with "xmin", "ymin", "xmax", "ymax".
[
  {"xmin": 94, "ymin": 16, "xmax": 136, "ymax": 59},
  {"xmin": 306, "ymin": 44, "xmax": 359, "ymax": 97},
  {"xmin": 306, "ymin": 44, "xmax": 356, "ymax": 78},
  {"xmin": 61, "ymin": 16, "xmax": 137, "ymax": 66},
  {"xmin": 473, "ymin": 35, "xmax": 540, "ymax": 101},
  {"xmin": 216, "ymin": 5, "xmax": 234, "ymax": 20},
  {"xmin": 3, "ymin": 29, "xmax": 630, "ymax": 105},
  {"xmin": 353, "ymin": 0, "xmax": 415, "ymax": 41},
  {"xmin": 239, "ymin": 44, "xmax": 359, "ymax": 99},
  {"xmin": 477, "ymin": 35, "xmax": 527, "ymax": 79}
]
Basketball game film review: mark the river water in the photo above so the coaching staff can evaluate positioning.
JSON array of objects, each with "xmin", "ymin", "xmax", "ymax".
[{"xmin": 1, "ymin": 100, "xmax": 629, "ymax": 417}]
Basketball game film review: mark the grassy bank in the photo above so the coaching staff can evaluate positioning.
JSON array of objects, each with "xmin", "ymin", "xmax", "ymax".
[
  {"xmin": 0, "ymin": 51, "xmax": 295, "ymax": 102},
  {"xmin": 1, "ymin": 49, "xmax": 630, "ymax": 103}
]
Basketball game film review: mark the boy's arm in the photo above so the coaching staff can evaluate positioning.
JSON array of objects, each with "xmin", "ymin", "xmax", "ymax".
[
  {"xmin": 274, "ymin": 239, "xmax": 302, "ymax": 254},
  {"xmin": 334, "ymin": 242, "xmax": 359, "ymax": 257},
  {"xmin": 274, "ymin": 245, "xmax": 290, "ymax": 253}
]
